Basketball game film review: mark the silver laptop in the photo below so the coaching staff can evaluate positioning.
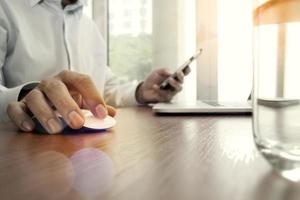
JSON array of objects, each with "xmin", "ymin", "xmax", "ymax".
[{"xmin": 152, "ymin": 100, "xmax": 252, "ymax": 114}]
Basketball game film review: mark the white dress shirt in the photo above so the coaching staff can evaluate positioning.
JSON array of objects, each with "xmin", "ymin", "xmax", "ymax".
[{"xmin": 0, "ymin": 0, "xmax": 139, "ymax": 121}]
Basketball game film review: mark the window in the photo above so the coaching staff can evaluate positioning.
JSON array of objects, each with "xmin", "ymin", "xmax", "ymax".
[
  {"xmin": 108, "ymin": 0, "xmax": 153, "ymax": 82},
  {"xmin": 108, "ymin": 0, "xmax": 197, "ymax": 101},
  {"xmin": 196, "ymin": 0, "xmax": 253, "ymax": 101},
  {"xmin": 92, "ymin": 0, "xmax": 253, "ymax": 102},
  {"xmin": 217, "ymin": 0, "xmax": 253, "ymax": 101}
]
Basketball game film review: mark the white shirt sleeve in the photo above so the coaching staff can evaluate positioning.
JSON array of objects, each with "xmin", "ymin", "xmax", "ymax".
[
  {"xmin": 0, "ymin": 25, "xmax": 25, "ymax": 122},
  {"xmin": 88, "ymin": 21, "xmax": 140, "ymax": 107},
  {"xmin": 104, "ymin": 67, "xmax": 140, "ymax": 107}
]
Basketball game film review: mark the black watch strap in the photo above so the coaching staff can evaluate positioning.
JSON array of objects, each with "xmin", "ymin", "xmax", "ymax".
[{"xmin": 18, "ymin": 83, "xmax": 39, "ymax": 101}]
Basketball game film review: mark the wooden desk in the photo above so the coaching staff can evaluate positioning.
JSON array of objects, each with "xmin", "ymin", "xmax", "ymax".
[{"xmin": 0, "ymin": 107, "xmax": 299, "ymax": 200}]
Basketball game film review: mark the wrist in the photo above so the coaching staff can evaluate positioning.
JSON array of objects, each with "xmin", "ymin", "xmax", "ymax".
[{"xmin": 135, "ymin": 82, "xmax": 146, "ymax": 104}]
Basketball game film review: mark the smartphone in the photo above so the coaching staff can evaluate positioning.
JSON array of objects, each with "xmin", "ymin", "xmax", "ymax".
[{"xmin": 159, "ymin": 48, "xmax": 203, "ymax": 90}]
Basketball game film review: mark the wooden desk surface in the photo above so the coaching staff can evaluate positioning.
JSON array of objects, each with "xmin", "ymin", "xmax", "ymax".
[{"xmin": 0, "ymin": 107, "xmax": 299, "ymax": 200}]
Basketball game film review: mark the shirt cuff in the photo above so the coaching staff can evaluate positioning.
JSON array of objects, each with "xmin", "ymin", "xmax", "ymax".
[{"xmin": 122, "ymin": 81, "xmax": 140, "ymax": 106}]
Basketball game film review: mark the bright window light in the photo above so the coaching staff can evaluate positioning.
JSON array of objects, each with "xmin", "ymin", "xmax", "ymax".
[
  {"xmin": 284, "ymin": 22, "xmax": 300, "ymax": 98},
  {"xmin": 177, "ymin": 0, "xmax": 197, "ymax": 102},
  {"xmin": 256, "ymin": 24, "xmax": 278, "ymax": 98},
  {"xmin": 217, "ymin": 0, "xmax": 253, "ymax": 102}
]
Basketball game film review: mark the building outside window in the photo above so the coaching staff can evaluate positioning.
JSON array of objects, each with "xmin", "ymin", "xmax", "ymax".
[{"xmin": 108, "ymin": 0, "xmax": 153, "ymax": 82}]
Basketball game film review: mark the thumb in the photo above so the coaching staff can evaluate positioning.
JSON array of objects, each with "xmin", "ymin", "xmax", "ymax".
[
  {"xmin": 107, "ymin": 105, "xmax": 117, "ymax": 117},
  {"xmin": 156, "ymin": 68, "xmax": 172, "ymax": 78}
]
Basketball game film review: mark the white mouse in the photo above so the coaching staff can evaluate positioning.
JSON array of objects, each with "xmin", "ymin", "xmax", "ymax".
[
  {"xmin": 81, "ymin": 109, "xmax": 116, "ymax": 130},
  {"xmin": 32, "ymin": 109, "xmax": 116, "ymax": 133}
]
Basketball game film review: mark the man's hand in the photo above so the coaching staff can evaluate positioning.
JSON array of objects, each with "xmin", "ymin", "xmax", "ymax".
[
  {"xmin": 136, "ymin": 67, "xmax": 191, "ymax": 104},
  {"xmin": 7, "ymin": 70, "xmax": 116, "ymax": 134}
]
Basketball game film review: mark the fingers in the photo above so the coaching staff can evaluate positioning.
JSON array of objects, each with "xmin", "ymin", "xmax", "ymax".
[
  {"xmin": 71, "ymin": 92, "xmax": 114, "ymax": 119},
  {"xmin": 70, "ymin": 91, "xmax": 83, "ymax": 107},
  {"xmin": 155, "ymin": 68, "xmax": 172, "ymax": 78},
  {"xmin": 182, "ymin": 66, "xmax": 191, "ymax": 75},
  {"xmin": 23, "ymin": 89, "xmax": 63, "ymax": 134},
  {"xmin": 156, "ymin": 67, "xmax": 187, "ymax": 85},
  {"xmin": 7, "ymin": 101, "xmax": 35, "ymax": 132},
  {"xmin": 153, "ymin": 85, "xmax": 175, "ymax": 102},
  {"xmin": 107, "ymin": 105, "xmax": 117, "ymax": 117},
  {"xmin": 58, "ymin": 71, "xmax": 107, "ymax": 119},
  {"xmin": 140, "ymin": 67, "xmax": 185, "ymax": 103},
  {"xmin": 154, "ymin": 84, "xmax": 180, "ymax": 102},
  {"xmin": 7, "ymin": 70, "xmax": 113, "ymax": 134},
  {"xmin": 166, "ymin": 77, "xmax": 183, "ymax": 92},
  {"xmin": 175, "ymin": 70, "xmax": 185, "ymax": 84},
  {"xmin": 39, "ymin": 79, "xmax": 85, "ymax": 129}
]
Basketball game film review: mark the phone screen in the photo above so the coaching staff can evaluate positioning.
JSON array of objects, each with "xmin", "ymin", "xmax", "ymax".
[{"xmin": 160, "ymin": 49, "xmax": 203, "ymax": 90}]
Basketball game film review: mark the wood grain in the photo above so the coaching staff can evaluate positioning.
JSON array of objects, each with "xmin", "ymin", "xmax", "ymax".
[{"xmin": 0, "ymin": 107, "xmax": 299, "ymax": 200}]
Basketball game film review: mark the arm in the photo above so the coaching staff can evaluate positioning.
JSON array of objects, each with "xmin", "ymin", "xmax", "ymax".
[
  {"xmin": 0, "ymin": 25, "xmax": 25, "ymax": 122},
  {"xmin": 103, "ymin": 66, "xmax": 188, "ymax": 107},
  {"xmin": 0, "ymin": 3, "xmax": 26, "ymax": 122},
  {"xmin": 88, "ymin": 21, "xmax": 140, "ymax": 107},
  {"xmin": 0, "ymin": 14, "xmax": 40, "ymax": 122},
  {"xmin": 104, "ymin": 67, "xmax": 140, "ymax": 107},
  {"xmin": 91, "ymin": 19, "xmax": 186, "ymax": 107}
]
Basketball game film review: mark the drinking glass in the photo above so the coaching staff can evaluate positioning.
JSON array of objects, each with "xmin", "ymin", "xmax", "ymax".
[{"xmin": 253, "ymin": 0, "xmax": 300, "ymax": 181}]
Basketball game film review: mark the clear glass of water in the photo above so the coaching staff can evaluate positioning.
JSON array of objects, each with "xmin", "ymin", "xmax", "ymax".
[{"xmin": 253, "ymin": 0, "xmax": 300, "ymax": 181}]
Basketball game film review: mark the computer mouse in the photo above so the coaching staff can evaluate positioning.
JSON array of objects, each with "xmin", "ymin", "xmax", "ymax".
[{"xmin": 32, "ymin": 109, "xmax": 116, "ymax": 134}]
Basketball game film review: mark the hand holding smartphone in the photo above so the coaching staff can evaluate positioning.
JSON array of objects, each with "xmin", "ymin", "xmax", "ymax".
[{"xmin": 160, "ymin": 49, "xmax": 203, "ymax": 90}]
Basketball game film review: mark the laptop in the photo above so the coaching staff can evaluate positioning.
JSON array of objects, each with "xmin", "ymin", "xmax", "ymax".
[{"xmin": 152, "ymin": 100, "xmax": 252, "ymax": 114}]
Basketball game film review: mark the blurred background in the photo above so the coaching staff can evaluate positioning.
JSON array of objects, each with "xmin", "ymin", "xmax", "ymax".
[{"xmin": 84, "ymin": 0, "xmax": 253, "ymax": 102}]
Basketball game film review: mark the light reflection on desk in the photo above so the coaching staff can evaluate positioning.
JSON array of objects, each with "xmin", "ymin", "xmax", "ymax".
[
  {"xmin": 70, "ymin": 148, "xmax": 115, "ymax": 198},
  {"xmin": 2, "ymin": 107, "xmax": 295, "ymax": 200},
  {"xmin": 0, "ymin": 144, "xmax": 114, "ymax": 199},
  {"xmin": 216, "ymin": 119, "xmax": 259, "ymax": 164}
]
